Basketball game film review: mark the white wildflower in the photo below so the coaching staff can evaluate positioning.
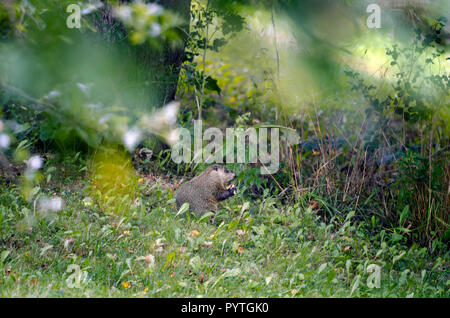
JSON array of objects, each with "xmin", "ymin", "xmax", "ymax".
[
  {"xmin": 166, "ymin": 129, "xmax": 180, "ymax": 145},
  {"xmin": 146, "ymin": 3, "xmax": 163, "ymax": 15},
  {"xmin": 149, "ymin": 23, "xmax": 161, "ymax": 37},
  {"xmin": 161, "ymin": 101, "xmax": 179, "ymax": 126},
  {"xmin": 81, "ymin": 2, "xmax": 103, "ymax": 15},
  {"xmin": 76, "ymin": 82, "xmax": 92, "ymax": 95},
  {"xmin": 44, "ymin": 90, "xmax": 61, "ymax": 100},
  {"xmin": 26, "ymin": 155, "xmax": 43, "ymax": 171},
  {"xmin": 123, "ymin": 128, "xmax": 142, "ymax": 151},
  {"xmin": 115, "ymin": 6, "xmax": 132, "ymax": 22},
  {"xmin": 0, "ymin": 133, "xmax": 10, "ymax": 149}
]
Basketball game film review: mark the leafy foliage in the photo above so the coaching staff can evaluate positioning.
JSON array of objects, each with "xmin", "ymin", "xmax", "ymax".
[{"xmin": 0, "ymin": 0, "xmax": 449, "ymax": 298}]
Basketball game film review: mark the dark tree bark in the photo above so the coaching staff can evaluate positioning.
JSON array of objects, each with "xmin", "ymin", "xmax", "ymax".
[
  {"xmin": 159, "ymin": 0, "xmax": 191, "ymax": 103},
  {"xmin": 95, "ymin": 0, "xmax": 191, "ymax": 108}
]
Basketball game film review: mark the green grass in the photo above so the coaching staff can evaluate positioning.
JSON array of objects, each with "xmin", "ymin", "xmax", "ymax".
[{"xmin": 0, "ymin": 170, "xmax": 448, "ymax": 297}]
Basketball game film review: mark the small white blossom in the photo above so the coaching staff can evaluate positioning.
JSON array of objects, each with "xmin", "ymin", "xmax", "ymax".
[
  {"xmin": 115, "ymin": 6, "xmax": 132, "ymax": 22},
  {"xmin": 139, "ymin": 102, "xmax": 179, "ymax": 134},
  {"xmin": 26, "ymin": 155, "xmax": 43, "ymax": 171},
  {"xmin": 123, "ymin": 128, "xmax": 142, "ymax": 151},
  {"xmin": 81, "ymin": 2, "xmax": 103, "ymax": 15},
  {"xmin": 76, "ymin": 83, "xmax": 92, "ymax": 95},
  {"xmin": 162, "ymin": 101, "xmax": 179, "ymax": 126},
  {"xmin": 146, "ymin": 3, "xmax": 163, "ymax": 15},
  {"xmin": 166, "ymin": 129, "xmax": 180, "ymax": 145},
  {"xmin": 44, "ymin": 90, "xmax": 61, "ymax": 100},
  {"xmin": 150, "ymin": 23, "xmax": 161, "ymax": 37},
  {"xmin": 0, "ymin": 133, "xmax": 10, "ymax": 149}
]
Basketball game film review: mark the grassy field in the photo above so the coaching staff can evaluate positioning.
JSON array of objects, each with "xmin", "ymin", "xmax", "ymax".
[
  {"xmin": 0, "ymin": 160, "xmax": 448, "ymax": 298},
  {"xmin": 0, "ymin": 0, "xmax": 449, "ymax": 300}
]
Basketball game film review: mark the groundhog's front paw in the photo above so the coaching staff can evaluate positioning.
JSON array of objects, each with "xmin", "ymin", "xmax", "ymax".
[{"xmin": 228, "ymin": 184, "xmax": 237, "ymax": 195}]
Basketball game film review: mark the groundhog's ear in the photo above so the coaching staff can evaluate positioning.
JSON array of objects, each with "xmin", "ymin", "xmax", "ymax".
[{"xmin": 213, "ymin": 165, "xmax": 218, "ymax": 171}]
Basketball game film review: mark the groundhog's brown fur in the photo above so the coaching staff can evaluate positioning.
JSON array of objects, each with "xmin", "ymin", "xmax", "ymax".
[{"xmin": 176, "ymin": 164, "xmax": 236, "ymax": 215}]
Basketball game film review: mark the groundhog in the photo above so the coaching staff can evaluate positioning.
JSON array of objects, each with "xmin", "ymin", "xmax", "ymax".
[{"xmin": 176, "ymin": 164, "xmax": 237, "ymax": 216}]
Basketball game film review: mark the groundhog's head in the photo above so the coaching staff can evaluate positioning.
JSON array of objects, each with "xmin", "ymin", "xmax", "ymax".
[{"xmin": 208, "ymin": 164, "xmax": 236, "ymax": 189}]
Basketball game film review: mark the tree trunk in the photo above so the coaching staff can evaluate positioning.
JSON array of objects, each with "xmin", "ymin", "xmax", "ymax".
[
  {"xmin": 96, "ymin": 0, "xmax": 191, "ymax": 108},
  {"xmin": 159, "ymin": 0, "xmax": 191, "ymax": 104}
]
